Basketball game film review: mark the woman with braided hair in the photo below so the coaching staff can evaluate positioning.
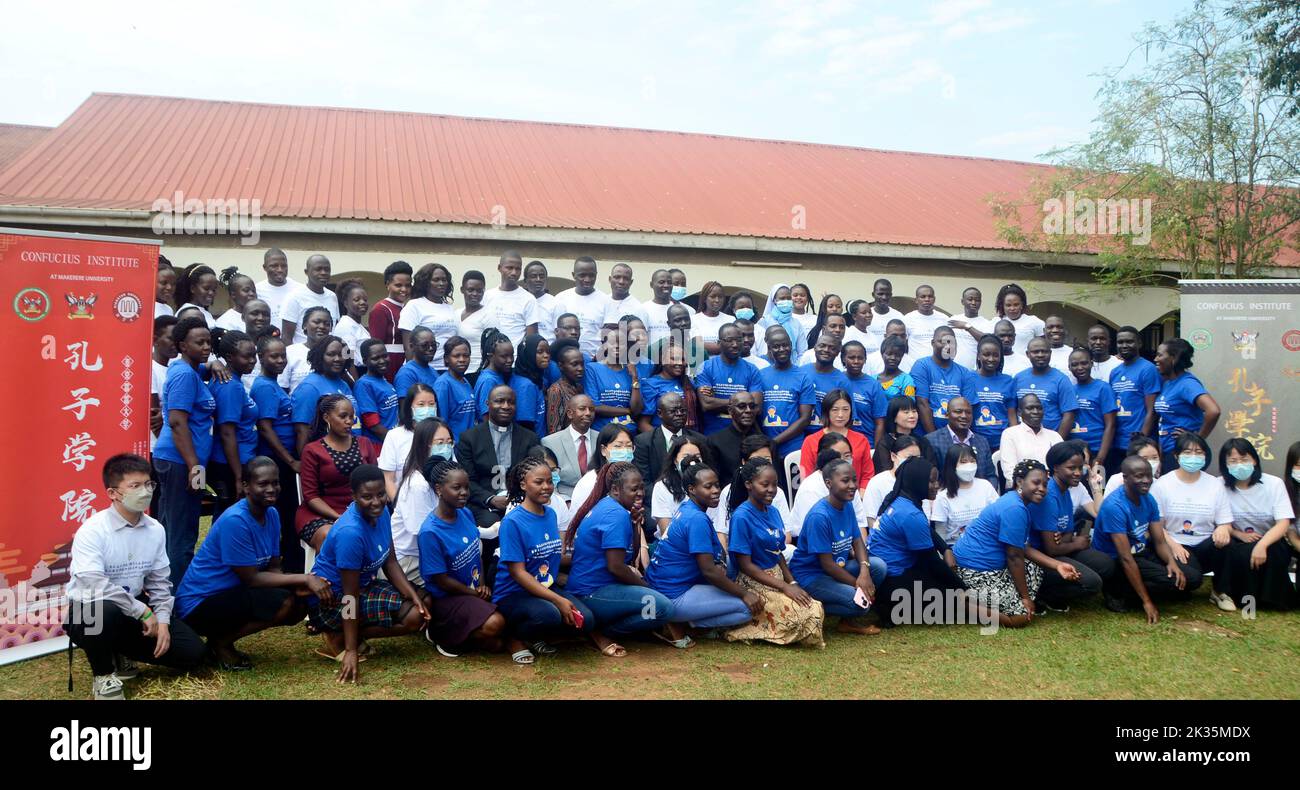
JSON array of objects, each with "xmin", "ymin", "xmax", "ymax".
[
  {"xmin": 473, "ymin": 329, "xmax": 543, "ymax": 433},
  {"xmin": 214, "ymin": 266, "xmax": 258, "ymax": 331},
  {"xmin": 417, "ymin": 459, "xmax": 506, "ymax": 657},
  {"xmin": 492, "ymin": 456, "xmax": 596, "ymax": 664},
  {"xmin": 290, "ymin": 334, "xmax": 359, "ymax": 456},
  {"xmin": 564, "ymin": 462, "xmax": 674, "ymax": 656},
  {"xmin": 175, "ymin": 262, "xmax": 219, "ymax": 327},
  {"xmin": 723, "ymin": 457, "xmax": 826, "ymax": 647},
  {"xmin": 952, "ymin": 458, "xmax": 1082, "ymax": 626},
  {"xmin": 208, "ymin": 329, "xmax": 260, "ymax": 520}
]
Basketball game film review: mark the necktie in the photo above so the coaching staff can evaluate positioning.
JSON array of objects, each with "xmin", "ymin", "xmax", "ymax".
[{"xmin": 577, "ymin": 434, "xmax": 589, "ymax": 475}]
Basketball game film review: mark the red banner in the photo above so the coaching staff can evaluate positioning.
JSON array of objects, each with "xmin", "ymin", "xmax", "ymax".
[{"xmin": 0, "ymin": 228, "xmax": 158, "ymax": 662}]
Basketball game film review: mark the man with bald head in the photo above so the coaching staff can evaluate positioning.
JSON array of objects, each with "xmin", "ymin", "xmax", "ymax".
[
  {"xmin": 279, "ymin": 253, "xmax": 337, "ymax": 343},
  {"xmin": 633, "ymin": 390, "xmax": 708, "ymax": 513},
  {"xmin": 541, "ymin": 394, "xmax": 599, "ymax": 500},
  {"xmin": 455, "ymin": 385, "xmax": 541, "ymax": 528},
  {"xmin": 923, "ymin": 395, "xmax": 996, "ymax": 485},
  {"xmin": 705, "ymin": 390, "xmax": 764, "ymax": 489}
]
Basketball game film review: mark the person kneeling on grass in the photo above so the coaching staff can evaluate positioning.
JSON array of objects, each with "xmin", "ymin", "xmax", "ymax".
[
  {"xmin": 65, "ymin": 453, "xmax": 207, "ymax": 700},
  {"xmin": 416, "ymin": 460, "xmax": 507, "ymax": 657},
  {"xmin": 493, "ymin": 456, "xmax": 598, "ymax": 665},
  {"xmin": 176, "ymin": 456, "xmax": 334, "ymax": 670},
  {"xmin": 563, "ymin": 462, "xmax": 675, "ymax": 656},
  {"xmin": 309, "ymin": 464, "xmax": 432, "ymax": 683},
  {"xmin": 789, "ymin": 457, "xmax": 883, "ymax": 636}
]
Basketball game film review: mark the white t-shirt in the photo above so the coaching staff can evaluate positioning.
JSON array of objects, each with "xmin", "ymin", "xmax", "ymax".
[
  {"xmin": 457, "ymin": 308, "xmax": 495, "ymax": 372},
  {"xmin": 66, "ymin": 507, "xmax": 170, "ymax": 616},
  {"xmin": 903, "ymin": 309, "xmax": 952, "ymax": 360},
  {"xmin": 844, "ymin": 326, "xmax": 874, "ymax": 353},
  {"xmin": 1151, "ymin": 471, "xmax": 1234, "ymax": 546},
  {"xmin": 155, "ymin": 302, "xmax": 174, "ymax": 318},
  {"xmin": 151, "ymin": 359, "xmax": 168, "ymax": 448},
  {"xmin": 792, "ymin": 311, "xmax": 817, "ymax": 335},
  {"xmin": 533, "ymin": 292, "xmax": 559, "ymax": 344},
  {"xmin": 652, "ymin": 480, "xmax": 683, "ymax": 525},
  {"xmin": 712, "ymin": 483, "xmax": 796, "ymax": 536},
  {"xmin": 214, "ymin": 308, "xmax": 245, "ymax": 331},
  {"xmin": 335, "ymin": 315, "xmax": 371, "ymax": 366},
  {"xmin": 177, "ymin": 303, "xmax": 216, "ymax": 328},
  {"xmin": 255, "ymin": 278, "xmax": 301, "ymax": 329},
  {"xmin": 1104, "ymin": 472, "xmax": 1125, "ymax": 501},
  {"xmin": 280, "ymin": 287, "xmax": 339, "ymax": 344},
  {"xmin": 798, "ymin": 349, "xmax": 848, "ymax": 371},
  {"xmin": 642, "ymin": 301, "xmax": 676, "ymax": 346},
  {"xmin": 555, "ymin": 288, "xmax": 613, "ymax": 359},
  {"xmin": 504, "ymin": 497, "xmax": 572, "ymax": 534},
  {"xmin": 1002, "ymin": 353, "xmax": 1032, "ymax": 378},
  {"xmin": 859, "ymin": 469, "xmax": 933, "ymax": 525},
  {"xmin": 378, "ymin": 426, "xmax": 415, "ymax": 473},
  {"xmin": 1049, "ymin": 346, "xmax": 1074, "ymax": 378},
  {"xmin": 951, "ymin": 315, "xmax": 995, "ymax": 370},
  {"xmin": 742, "ymin": 353, "xmax": 770, "ymax": 370},
  {"xmin": 865, "ymin": 350, "xmax": 918, "ymax": 376},
  {"xmin": 691, "ymin": 312, "xmax": 735, "ymax": 348},
  {"xmin": 791, "ymin": 471, "xmax": 875, "ymax": 536},
  {"xmin": 1225, "ymin": 474, "xmax": 1294, "ymax": 536},
  {"xmin": 1002, "ymin": 313, "xmax": 1045, "ymax": 355},
  {"xmin": 569, "ymin": 470, "xmax": 599, "ymax": 517},
  {"xmin": 398, "ymin": 298, "xmax": 461, "ymax": 370},
  {"xmin": 864, "ymin": 307, "xmax": 906, "ymax": 350},
  {"xmin": 481, "ymin": 287, "xmax": 539, "ymax": 348},
  {"xmin": 392, "ymin": 472, "xmax": 437, "ymax": 559},
  {"xmin": 1078, "ymin": 356, "xmax": 1122, "ymax": 385},
  {"xmin": 279, "ymin": 342, "xmax": 312, "ymax": 393},
  {"xmin": 605, "ymin": 294, "xmax": 650, "ymax": 328},
  {"xmin": 931, "ymin": 479, "xmax": 998, "ymax": 542}
]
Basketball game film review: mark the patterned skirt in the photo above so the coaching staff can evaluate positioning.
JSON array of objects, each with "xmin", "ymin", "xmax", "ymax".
[
  {"xmin": 725, "ymin": 566, "xmax": 825, "ymax": 648},
  {"xmin": 312, "ymin": 580, "xmax": 405, "ymax": 631},
  {"xmin": 954, "ymin": 562, "xmax": 1043, "ymax": 616}
]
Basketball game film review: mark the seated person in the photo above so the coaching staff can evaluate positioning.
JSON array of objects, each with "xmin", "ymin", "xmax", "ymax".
[{"xmin": 295, "ymin": 394, "xmax": 380, "ymax": 552}]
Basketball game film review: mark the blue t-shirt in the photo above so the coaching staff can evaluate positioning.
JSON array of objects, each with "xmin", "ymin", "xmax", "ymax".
[
  {"xmin": 1071, "ymin": 378, "xmax": 1117, "ymax": 453},
  {"xmin": 208, "ymin": 376, "xmax": 258, "ymax": 465},
  {"xmin": 726, "ymin": 500, "xmax": 787, "ymax": 577},
  {"xmin": 544, "ymin": 360, "xmax": 561, "ymax": 391},
  {"xmin": 154, "ymin": 359, "xmax": 218, "ymax": 465},
  {"xmin": 433, "ymin": 373, "xmax": 476, "ymax": 440},
  {"xmin": 868, "ymin": 497, "xmax": 933, "ymax": 577},
  {"xmin": 311, "ymin": 502, "xmax": 393, "ymax": 601},
  {"xmin": 758, "ymin": 365, "xmax": 816, "ymax": 457},
  {"xmin": 474, "ymin": 369, "xmax": 543, "ymax": 429},
  {"xmin": 249, "ymin": 376, "xmax": 296, "ymax": 457},
  {"xmin": 952, "ymin": 491, "xmax": 1033, "ymax": 572},
  {"xmin": 492, "ymin": 505, "xmax": 563, "ymax": 602},
  {"xmin": 1153, "ymin": 371, "xmax": 1208, "ymax": 453},
  {"xmin": 175, "ymin": 499, "xmax": 279, "ymax": 617},
  {"xmin": 696, "ymin": 356, "xmax": 763, "ymax": 434},
  {"xmin": 565, "ymin": 497, "xmax": 636, "ymax": 596},
  {"xmin": 911, "ymin": 357, "xmax": 974, "ymax": 430},
  {"xmin": 971, "ymin": 372, "xmax": 1017, "ymax": 450},
  {"xmin": 790, "ymin": 498, "xmax": 859, "ymax": 585},
  {"xmin": 645, "ymin": 499, "xmax": 724, "ymax": 599},
  {"xmin": 1091, "ymin": 490, "xmax": 1161, "ymax": 557},
  {"xmin": 1013, "ymin": 368, "xmax": 1079, "ymax": 433},
  {"xmin": 1025, "ymin": 479, "xmax": 1073, "ymax": 551},
  {"xmin": 392, "ymin": 359, "xmax": 440, "ymax": 400},
  {"xmin": 417, "ymin": 507, "xmax": 484, "ymax": 598},
  {"xmin": 584, "ymin": 362, "xmax": 636, "ymax": 432},
  {"xmin": 640, "ymin": 375, "xmax": 687, "ymax": 428},
  {"xmin": 843, "ymin": 373, "xmax": 887, "ymax": 441},
  {"xmin": 354, "ymin": 374, "xmax": 399, "ymax": 443},
  {"xmin": 1108, "ymin": 357, "xmax": 1161, "ymax": 449},
  {"xmin": 800, "ymin": 364, "xmax": 852, "ymax": 432},
  {"xmin": 290, "ymin": 373, "xmax": 359, "ymax": 434}
]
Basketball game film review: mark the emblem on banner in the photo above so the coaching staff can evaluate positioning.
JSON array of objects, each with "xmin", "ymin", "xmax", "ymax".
[
  {"xmin": 13, "ymin": 287, "xmax": 50, "ymax": 322},
  {"xmin": 1282, "ymin": 330, "xmax": 1300, "ymax": 352},
  {"xmin": 1231, "ymin": 330, "xmax": 1259, "ymax": 360},
  {"xmin": 65, "ymin": 293, "xmax": 98, "ymax": 319},
  {"xmin": 1188, "ymin": 329, "xmax": 1212, "ymax": 350},
  {"xmin": 113, "ymin": 292, "xmax": 143, "ymax": 322}
]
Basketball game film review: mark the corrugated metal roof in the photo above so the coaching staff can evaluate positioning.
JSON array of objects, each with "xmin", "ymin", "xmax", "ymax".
[{"xmin": 0, "ymin": 123, "xmax": 52, "ymax": 172}]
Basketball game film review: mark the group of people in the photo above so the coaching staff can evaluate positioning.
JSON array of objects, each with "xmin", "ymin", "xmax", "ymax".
[{"xmin": 64, "ymin": 249, "xmax": 1300, "ymax": 699}]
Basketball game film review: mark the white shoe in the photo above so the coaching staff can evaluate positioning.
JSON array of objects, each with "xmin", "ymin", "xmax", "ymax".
[
  {"xmin": 114, "ymin": 654, "xmax": 139, "ymax": 680},
  {"xmin": 93, "ymin": 673, "xmax": 125, "ymax": 700},
  {"xmin": 1209, "ymin": 591, "xmax": 1237, "ymax": 612}
]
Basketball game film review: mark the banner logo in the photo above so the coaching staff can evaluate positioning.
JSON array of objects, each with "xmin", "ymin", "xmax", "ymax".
[
  {"xmin": 13, "ymin": 287, "xmax": 50, "ymax": 322},
  {"xmin": 1188, "ymin": 329, "xmax": 1212, "ymax": 350},
  {"xmin": 1282, "ymin": 330, "xmax": 1300, "ymax": 352},
  {"xmin": 1231, "ymin": 330, "xmax": 1259, "ymax": 360},
  {"xmin": 64, "ymin": 293, "xmax": 98, "ymax": 320},
  {"xmin": 113, "ymin": 292, "xmax": 144, "ymax": 323}
]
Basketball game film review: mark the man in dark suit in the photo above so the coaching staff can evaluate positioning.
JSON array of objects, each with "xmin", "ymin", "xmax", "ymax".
[
  {"xmin": 705, "ymin": 390, "xmax": 762, "ymax": 489},
  {"xmin": 633, "ymin": 391, "xmax": 707, "ymax": 518},
  {"xmin": 540, "ymin": 394, "xmax": 598, "ymax": 501},
  {"xmin": 455, "ymin": 385, "xmax": 541, "ymax": 529},
  {"xmin": 923, "ymin": 396, "xmax": 996, "ymax": 484}
]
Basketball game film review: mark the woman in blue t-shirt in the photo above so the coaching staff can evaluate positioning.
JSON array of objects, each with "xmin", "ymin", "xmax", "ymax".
[
  {"xmin": 971, "ymin": 335, "xmax": 1018, "ymax": 452},
  {"xmin": 433, "ymin": 336, "xmax": 476, "ymax": 441},
  {"xmin": 250, "ymin": 334, "xmax": 304, "ymax": 571},
  {"xmin": 724, "ymin": 458, "xmax": 825, "ymax": 647},
  {"xmin": 1153, "ymin": 338, "xmax": 1221, "ymax": 467},
  {"xmin": 492, "ymin": 456, "xmax": 596, "ymax": 664},
  {"xmin": 513, "ymin": 333, "xmax": 552, "ymax": 431},
  {"xmin": 474, "ymin": 330, "xmax": 543, "ymax": 434},
  {"xmin": 354, "ymin": 339, "xmax": 399, "ymax": 444},
  {"xmin": 1031, "ymin": 441, "xmax": 1109, "ymax": 612},
  {"xmin": 208, "ymin": 330, "xmax": 260, "ymax": 521},
  {"xmin": 564, "ymin": 462, "xmax": 674, "ymax": 655},
  {"xmin": 290, "ymin": 335, "xmax": 359, "ymax": 456},
  {"xmin": 417, "ymin": 460, "xmax": 507, "ymax": 657}
]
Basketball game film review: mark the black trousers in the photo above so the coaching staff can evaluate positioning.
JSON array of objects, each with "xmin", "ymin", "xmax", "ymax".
[
  {"xmin": 65, "ymin": 600, "xmax": 207, "ymax": 677},
  {"xmin": 1102, "ymin": 545, "xmax": 1203, "ymax": 601},
  {"xmin": 1037, "ymin": 548, "xmax": 1110, "ymax": 605},
  {"xmin": 272, "ymin": 455, "xmax": 304, "ymax": 573},
  {"xmin": 1191, "ymin": 536, "xmax": 1297, "ymax": 609},
  {"xmin": 875, "ymin": 551, "xmax": 969, "ymax": 628},
  {"xmin": 208, "ymin": 460, "xmax": 240, "ymax": 523}
]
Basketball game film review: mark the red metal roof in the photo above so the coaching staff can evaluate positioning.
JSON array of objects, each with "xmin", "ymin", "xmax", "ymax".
[{"xmin": 0, "ymin": 123, "xmax": 52, "ymax": 172}]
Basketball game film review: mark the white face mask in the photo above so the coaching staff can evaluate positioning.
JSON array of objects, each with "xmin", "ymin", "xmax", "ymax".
[
  {"xmin": 955, "ymin": 463, "xmax": 978, "ymax": 483},
  {"xmin": 1292, "ymin": 469, "xmax": 1300, "ymax": 484},
  {"xmin": 1148, "ymin": 459, "xmax": 1161, "ymax": 477}
]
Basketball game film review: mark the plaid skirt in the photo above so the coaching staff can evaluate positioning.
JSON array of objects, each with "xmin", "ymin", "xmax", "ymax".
[
  {"xmin": 954, "ymin": 562, "xmax": 1043, "ymax": 616},
  {"xmin": 312, "ymin": 580, "xmax": 405, "ymax": 631},
  {"xmin": 725, "ymin": 566, "xmax": 825, "ymax": 648}
]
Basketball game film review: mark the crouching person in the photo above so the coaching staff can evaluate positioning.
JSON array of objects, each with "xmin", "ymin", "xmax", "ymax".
[
  {"xmin": 65, "ymin": 453, "xmax": 207, "ymax": 700},
  {"xmin": 176, "ymin": 456, "xmax": 335, "ymax": 670}
]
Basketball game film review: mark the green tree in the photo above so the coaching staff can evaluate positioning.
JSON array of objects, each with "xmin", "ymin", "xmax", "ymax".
[{"xmin": 1244, "ymin": 0, "xmax": 1300, "ymax": 116}]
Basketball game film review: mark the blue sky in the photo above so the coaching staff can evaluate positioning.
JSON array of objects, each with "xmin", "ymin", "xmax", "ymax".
[{"xmin": 1, "ymin": 0, "xmax": 1194, "ymax": 163}]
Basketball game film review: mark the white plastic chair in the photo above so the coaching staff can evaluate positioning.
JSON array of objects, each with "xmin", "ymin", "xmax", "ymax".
[
  {"xmin": 784, "ymin": 450, "xmax": 803, "ymax": 508},
  {"xmin": 296, "ymin": 472, "xmax": 316, "ymax": 573}
]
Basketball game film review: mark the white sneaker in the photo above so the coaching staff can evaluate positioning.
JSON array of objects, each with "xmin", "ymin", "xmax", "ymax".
[
  {"xmin": 1209, "ymin": 591, "xmax": 1237, "ymax": 612},
  {"xmin": 423, "ymin": 628, "xmax": 459, "ymax": 658},
  {"xmin": 114, "ymin": 655, "xmax": 139, "ymax": 680},
  {"xmin": 93, "ymin": 673, "xmax": 125, "ymax": 700}
]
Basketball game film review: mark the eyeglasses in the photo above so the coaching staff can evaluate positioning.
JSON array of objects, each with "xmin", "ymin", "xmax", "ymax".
[{"xmin": 117, "ymin": 481, "xmax": 157, "ymax": 493}]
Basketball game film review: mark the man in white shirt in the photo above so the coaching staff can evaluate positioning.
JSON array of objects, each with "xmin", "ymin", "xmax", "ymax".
[
  {"xmin": 996, "ymin": 320, "xmax": 1032, "ymax": 378},
  {"xmin": 541, "ymin": 395, "xmax": 599, "ymax": 500},
  {"xmin": 480, "ymin": 250, "xmax": 540, "ymax": 348},
  {"xmin": 947, "ymin": 287, "xmax": 995, "ymax": 369},
  {"xmin": 524, "ymin": 260, "xmax": 559, "ymax": 343},
  {"xmin": 603, "ymin": 262, "xmax": 650, "ymax": 328},
  {"xmin": 641, "ymin": 269, "xmax": 680, "ymax": 346},
  {"xmin": 1044, "ymin": 315, "xmax": 1075, "ymax": 376},
  {"xmin": 735, "ymin": 319, "xmax": 770, "ymax": 369},
  {"xmin": 254, "ymin": 247, "xmax": 301, "ymax": 330},
  {"xmin": 865, "ymin": 278, "xmax": 906, "ymax": 351},
  {"xmin": 555, "ymin": 256, "xmax": 612, "ymax": 359},
  {"xmin": 903, "ymin": 284, "xmax": 952, "ymax": 360},
  {"xmin": 1084, "ymin": 324, "xmax": 1122, "ymax": 383},
  {"xmin": 64, "ymin": 454, "xmax": 208, "ymax": 699},
  {"xmin": 865, "ymin": 319, "xmax": 918, "ymax": 374},
  {"xmin": 998, "ymin": 394, "xmax": 1062, "ymax": 484},
  {"xmin": 279, "ymin": 254, "xmax": 338, "ymax": 343}
]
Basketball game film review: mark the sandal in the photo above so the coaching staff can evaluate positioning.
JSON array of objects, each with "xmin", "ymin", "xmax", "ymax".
[
  {"xmin": 652, "ymin": 630, "xmax": 695, "ymax": 649},
  {"xmin": 530, "ymin": 641, "xmax": 558, "ymax": 656},
  {"xmin": 597, "ymin": 641, "xmax": 627, "ymax": 658},
  {"xmin": 511, "ymin": 649, "xmax": 536, "ymax": 665}
]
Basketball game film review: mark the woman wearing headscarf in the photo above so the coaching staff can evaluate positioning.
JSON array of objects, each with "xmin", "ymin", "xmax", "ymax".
[{"xmin": 755, "ymin": 283, "xmax": 807, "ymax": 360}]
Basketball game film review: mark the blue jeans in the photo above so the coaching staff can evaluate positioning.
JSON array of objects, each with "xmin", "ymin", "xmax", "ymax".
[
  {"xmin": 154, "ymin": 458, "xmax": 202, "ymax": 587},
  {"xmin": 667, "ymin": 584, "xmax": 752, "ymax": 628},
  {"xmin": 495, "ymin": 590, "xmax": 595, "ymax": 643},
  {"xmin": 577, "ymin": 584, "xmax": 673, "ymax": 635},
  {"xmin": 801, "ymin": 558, "xmax": 887, "ymax": 618}
]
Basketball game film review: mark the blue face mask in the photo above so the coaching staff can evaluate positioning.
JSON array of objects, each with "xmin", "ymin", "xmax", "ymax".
[
  {"xmin": 735, "ymin": 307, "xmax": 755, "ymax": 321},
  {"xmin": 609, "ymin": 447, "xmax": 634, "ymax": 464},
  {"xmin": 413, "ymin": 405, "xmax": 437, "ymax": 422},
  {"xmin": 671, "ymin": 285, "xmax": 688, "ymax": 301},
  {"xmin": 773, "ymin": 299, "xmax": 794, "ymax": 316},
  {"xmin": 551, "ymin": 470, "xmax": 561, "ymax": 486},
  {"xmin": 430, "ymin": 443, "xmax": 453, "ymax": 460},
  {"xmin": 1177, "ymin": 454, "xmax": 1206, "ymax": 473},
  {"xmin": 1227, "ymin": 462, "xmax": 1255, "ymax": 481}
]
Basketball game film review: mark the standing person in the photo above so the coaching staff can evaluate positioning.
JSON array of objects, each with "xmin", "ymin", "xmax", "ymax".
[
  {"xmin": 996, "ymin": 319, "xmax": 1031, "ymax": 377},
  {"xmin": 843, "ymin": 299, "xmax": 873, "ymax": 352},
  {"xmin": 332, "ymin": 279, "xmax": 371, "ymax": 372},
  {"xmin": 1220, "ymin": 438, "xmax": 1297, "ymax": 610},
  {"xmin": 932, "ymin": 445, "xmax": 999, "ymax": 544},
  {"xmin": 839, "ymin": 340, "xmax": 887, "ymax": 448},
  {"xmin": 584, "ymin": 320, "xmax": 643, "ymax": 432},
  {"xmin": 398, "ymin": 263, "xmax": 458, "ymax": 372},
  {"xmin": 696, "ymin": 323, "xmax": 764, "ymax": 434},
  {"xmin": 523, "ymin": 260, "xmax": 558, "ymax": 343},
  {"xmin": 249, "ymin": 335, "xmax": 303, "ymax": 572},
  {"xmin": 668, "ymin": 269, "xmax": 694, "ymax": 310},
  {"xmin": 706, "ymin": 392, "xmax": 763, "ymax": 490},
  {"xmin": 1068, "ymin": 347, "xmax": 1117, "ymax": 470},
  {"xmin": 654, "ymin": 303, "xmax": 708, "ymax": 378},
  {"xmin": 1153, "ymin": 338, "xmax": 1221, "ymax": 470},
  {"xmin": 691, "ymin": 281, "xmax": 733, "ymax": 355},
  {"xmin": 481, "ymin": 250, "xmax": 540, "ymax": 347},
  {"xmin": 150, "ymin": 315, "xmax": 178, "ymax": 448},
  {"xmin": 367, "ymin": 260, "xmax": 413, "ymax": 383},
  {"xmin": 603, "ymin": 262, "xmax": 650, "ymax": 328},
  {"xmin": 392, "ymin": 326, "xmax": 441, "ymax": 398},
  {"xmin": 864, "ymin": 278, "xmax": 906, "ymax": 352},
  {"xmin": 239, "ymin": 299, "xmax": 273, "ymax": 345},
  {"xmin": 280, "ymin": 254, "xmax": 337, "ymax": 343},
  {"xmin": 389, "ymin": 418, "xmax": 453, "ymax": 586},
  {"xmin": 993, "ymin": 283, "xmax": 1045, "ymax": 355},
  {"xmin": 254, "ymin": 248, "xmax": 299, "ymax": 331},
  {"xmin": 432, "ymin": 336, "xmax": 475, "ymax": 440},
  {"xmin": 457, "ymin": 270, "xmax": 493, "ymax": 374},
  {"xmin": 65, "ymin": 454, "xmax": 208, "ymax": 699},
  {"xmin": 790, "ymin": 283, "xmax": 817, "ymax": 337},
  {"xmin": 998, "ymin": 393, "xmax": 1062, "ymax": 484},
  {"xmin": 924, "ymin": 396, "xmax": 996, "ymax": 486},
  {"xmin": 970, "ymin": 335, "xmax": 1018, "ymax": 454},
  {"xmin": 214, "ymin": 267, "xmax": 258, "ymax": 331},
  {"xmin": 354, "ymin": 339, "xmax": 399, "ymax": 444},
  {"xmin": 280, "ymin": 306, "xmax": 333, "ymax": 393},
  {"xmin": 800, "ymin": 334, "xmax": 852, "ymax": 431},
  {"xmin": 544, "ymin": 338, "xmax": 586, "ymax": 435},
  {"xmin": 1150, "ymin": 432, "xmax": 1228, "ymax": 609},
  {"xmin": 801, "ymin": 294, "xmax": 846, "ymax": 363},
  {"xmin": 155, "ymin": 257, "xmax": 177, "ymax": 318},
  {"xmin": 208, "ymin": 330, "xmax": 259, "ymax": 521},
  {"xmin": 1283, "ymin": 442, "xmax": 1300, "ymax": 594},
  {"xmin": 174, "ymin": 263, "xmax": 220, "ymax": 327},
  {"xmin": 153, "ymin": 317, "xmax": 217, "ymax": 586},
  {"xmin": 295, "ymin": 394, "xmax": 380, "ymax": 552},
  {"xmin": 911, "ymin": 326, "xmax": 974, "ymax": 434},
  {"xmin": 289, "ymin": 335, "xmax": 359, "ymax": 456},
  {"xmin": 542, "ymin": 394, "xmax": 598, "ymax": 500},
  {"xmin": 757, "ymin": 326, "xmax": 815, "ymax": 460},
  {"xmin": 799, "ymin": 389, "xmax": 874, "ymax": 485},
  {"xmin": 1107, "ymin": 325, "xmax": 1161, "ymax": 476},
  {"xmin": 1028, "ymin": 441, "xmax": 1109, "ymax": 611},
  {"xmin": 554, "ymin": 313, "xmax": 582, "ymax": 343},
  {"xmin": 735, "ymin": 318, "xmax": 770, "ymax": 370},
  {"xmin": 903, "ymin": 284, "xmax": 950, "ymax": 361},
  {"xmin": 511, "ymin": 333, "xmax": 552, "ymax": 431},
  {"xmin": 1043, "ymin": 316, "xmax": 1073, "ymax": 375},
  {"xmin": 473, "ymin": 330, "xmax": 540, "ymax": 433},
  {"xmin": 1014, "ymin": 337, "xmax": 1078, "ymax": 436},
  {"xmin": 454, "ymin": 385, "xmax": 542, "ymax": 530},
  {"xmin": 378, "ymin": 383, "xmax": 438, "ymax": 499},
  {"xmin": 947, "ymin": 286, "xmax": 994, "ymax": 369},
  {"xmin": 756, "ymin": 283, "xmax": 808, "ymax": 358},
  {"xmin": 873, "ymin": 335, "xmax": 916, "ymax": 399},
  {"xmin": 1084, "ymin": 324, "xmax": 1122, "ymax": 382},
  {"xmin": 554, "ymin": 256, "xmax": 611, "ymax": 358}
]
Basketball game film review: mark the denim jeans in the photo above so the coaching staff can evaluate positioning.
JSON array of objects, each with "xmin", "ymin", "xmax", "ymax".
[
  {"xmin": 667, "ymin": 584, "xmax": 752, "ymax": 628},
  {"xmin": 495, "ymin": 590, "xmax": 595, "ymax": 643},
  {"xmin": 578, "ymin": 584, "xmax": 673, "ymax": 635},
  {"xmin": 153, "ymin": 457, "xmax": 202, "ymax": 587},
  {"xmin": 801, "ymin": 558, "xmax": 887, "ymax": 618}
]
